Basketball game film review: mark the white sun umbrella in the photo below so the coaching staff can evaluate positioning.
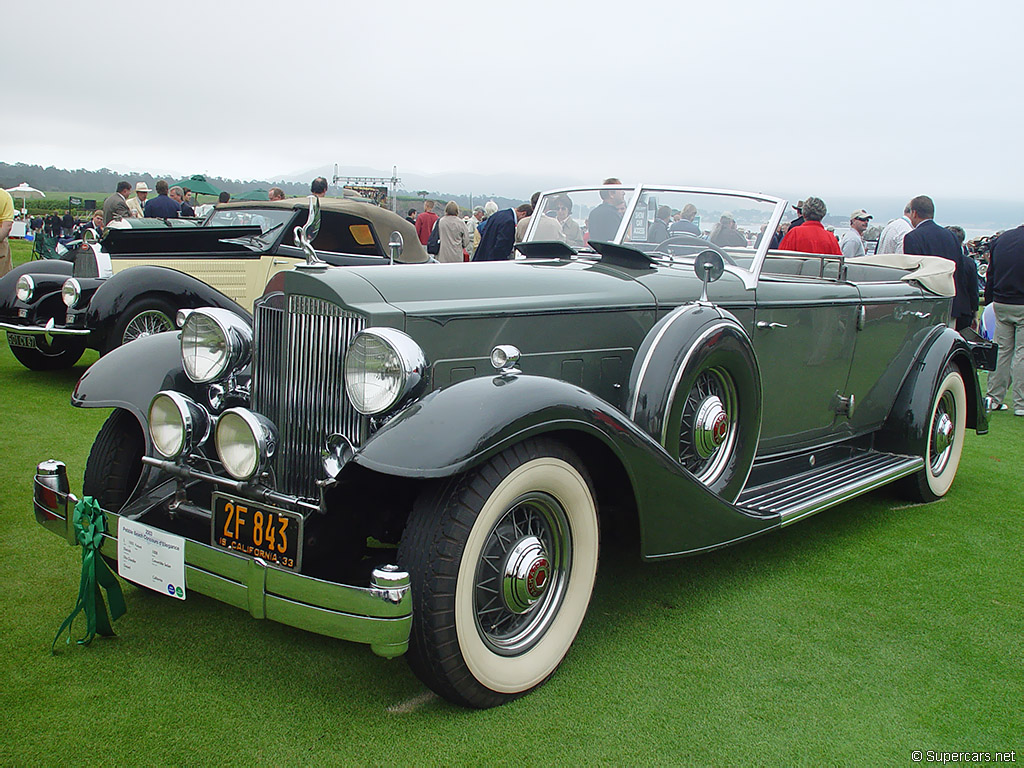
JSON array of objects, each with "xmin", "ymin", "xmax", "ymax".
[{"xmin": 5, "ymin": 183, "xmax": 45, "ymax": 215}]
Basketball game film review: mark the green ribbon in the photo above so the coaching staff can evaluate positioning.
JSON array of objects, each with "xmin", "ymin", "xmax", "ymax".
[{"xmin": 52, "ymin": 496, "xmax": 127, "ymax": 652}]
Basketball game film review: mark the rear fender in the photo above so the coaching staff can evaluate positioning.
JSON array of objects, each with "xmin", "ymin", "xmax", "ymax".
[
  {"xmin": 86, "ymin": 265, "xmax": 250, "ymax": 351},
  {"xmin": 877, "ymin": 326, "xmax": 987, "ymax": 456},
  {"xmin": 351, "ymin": 374, "xmax": 779, "ymax": 558}
]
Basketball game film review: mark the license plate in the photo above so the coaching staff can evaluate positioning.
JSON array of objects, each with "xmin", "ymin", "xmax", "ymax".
[
  {"xmin": 211, "ymin": 493, "xmax": 302, "ymax": 570},
  {"xmin": 7, "ymin": 333, "xmax": 36, "ymax": 349}
]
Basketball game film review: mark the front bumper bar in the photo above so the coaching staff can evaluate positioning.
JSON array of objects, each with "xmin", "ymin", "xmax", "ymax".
[
  {"xmin": 33, "ymin": 460, "xmax": 411, "ymax": 658},
  {"xmin": 1, "ymin": 319, "xmax": 90, "ymax": 337}
]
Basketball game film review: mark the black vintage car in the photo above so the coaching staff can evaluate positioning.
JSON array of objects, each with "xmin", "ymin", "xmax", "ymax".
[
  {"xmin": 33, "ymin": 186, "xmax": 990, "ymax": 709},
  {"xmin": 0, "ymin": 198, "xmax": 427, "ymax": 369}
]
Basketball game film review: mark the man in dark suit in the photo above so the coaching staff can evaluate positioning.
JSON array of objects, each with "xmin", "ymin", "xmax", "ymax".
[
  {"xmin": 102, "ymin": 181, "xmax": 132, "ymax": 225},
  {"xmin": 473, "ymin": 205, "xmax": 530, "ymax": 262},
  {"xmin": 144, "ymin": 180, "xmax": 182, "ymax": 218},
  {"xmin": 903, "ymin": 195, "xmax": 977, "ymax": 330}
]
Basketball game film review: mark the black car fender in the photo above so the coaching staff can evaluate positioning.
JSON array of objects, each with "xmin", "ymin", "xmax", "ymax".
[
  {"xmin": 877, "ymin": 325, "xmax": 988, "ymax": 457},
  {"xmin": 85, "ymin": 265, "xmax": 251, "ymax": 352},
  {"xmin": 351, "ymin": 373, "xmax": 779, "ymax": 558},
  {"xmin": 0, "ymin": 259, "xmax": 73, "ymax": 318},
  {"xmin": 71, "ymin": 330, "xmax": 201, "ymax": 453}
]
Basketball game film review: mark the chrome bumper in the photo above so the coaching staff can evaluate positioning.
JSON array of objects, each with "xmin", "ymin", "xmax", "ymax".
[
  {"xmin": 1, "ymin": 319, "xmax": 90, "ymax": 336},
  {"xmin": 33, "ymin": 460, "xmax": 411, "ymax": 659}
]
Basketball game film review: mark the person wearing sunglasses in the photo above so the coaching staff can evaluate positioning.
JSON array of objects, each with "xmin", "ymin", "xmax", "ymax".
[{"xmin": 840, "ymin": 209, "xmax": 872, "ymax": 258}]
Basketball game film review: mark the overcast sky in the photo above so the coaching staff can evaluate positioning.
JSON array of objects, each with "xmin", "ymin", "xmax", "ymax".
[{"xmin": 6, "ymin": 0, "xmax": 1022, "ymax": 207}]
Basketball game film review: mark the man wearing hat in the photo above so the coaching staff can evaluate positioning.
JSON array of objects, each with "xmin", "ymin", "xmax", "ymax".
[
  {"xmin": 840, "ymin": 209, "xmax": 872, "ymax": 258},
  {"xmin": 127, "ymin": 181, "xmax": 151, "ymax": 218}
]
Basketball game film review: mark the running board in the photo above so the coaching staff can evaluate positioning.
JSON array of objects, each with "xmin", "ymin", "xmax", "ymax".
[{"xmin": 737, "ymin": 450, "xmax": 924, "ymax": 525}]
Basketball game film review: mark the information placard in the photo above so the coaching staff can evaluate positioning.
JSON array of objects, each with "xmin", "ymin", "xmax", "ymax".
[{"xmin": 117, "ymin": 518, "xmax": 186, "ymax": 599}]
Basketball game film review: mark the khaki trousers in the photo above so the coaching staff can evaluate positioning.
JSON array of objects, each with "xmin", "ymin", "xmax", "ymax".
[{"xmin": 985, "ymin": 302, "xmax": 1024, "ymax": 411}]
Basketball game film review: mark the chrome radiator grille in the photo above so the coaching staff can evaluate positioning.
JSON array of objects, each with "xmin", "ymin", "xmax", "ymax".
[{"xmin": 252, "ymin": 294, "xmax": 367, "ymax": 498}]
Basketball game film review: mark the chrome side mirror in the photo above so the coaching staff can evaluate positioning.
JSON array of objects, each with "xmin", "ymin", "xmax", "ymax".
[
  {"xmin": 694, "ymin": 249, "xmax": 725, "ymax": 304},
  {"xmin": 388, "ymin": 230, "xmax": 404, "ymax": 265},
  {"xmin": 294, "ymin": 195, "xmax": 324, "ymax": 266},
  {"xmin": 82, "ymin": 229, "xmax": 98, "ymax": 246}
]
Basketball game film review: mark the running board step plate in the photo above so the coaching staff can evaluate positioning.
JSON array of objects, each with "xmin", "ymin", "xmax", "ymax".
[{"xmin": 737, "ymin": 450, "xmax": 924, "ymax": 525}]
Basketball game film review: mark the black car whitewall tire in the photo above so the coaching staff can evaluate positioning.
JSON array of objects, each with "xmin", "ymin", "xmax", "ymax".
[
  {"xmin": 399, "ymin": 438, "xmax": 599, "ymax": 708},
  {"xmin": 902, "ymin": 365, "xmax": 967, "ymax": 502},
  {"xmin": 8, "ymin": 334, "xmax": 87, "ymax": 370}
]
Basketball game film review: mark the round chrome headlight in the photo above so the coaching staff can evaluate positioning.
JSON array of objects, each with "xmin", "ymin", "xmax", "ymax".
[
  {"xmin": 15, "ymin": 275, "xmax": 34, "ymax": 303},
  {"xmin": 215, "ymin": 408, "xmax": 278, "ymax": 481},
  {"xmin": 180, "ymin": 308, "xmax": 252, "ymax": 384},
  {"xmin": 149, "ymin": 391, "xmax": 211, "ymax": 459},
  {"xmin": 62, "ymin": 278, "xmax": 82, "ymax": 308},
  {"xmin": 344, "ymin": 328, "xmax": 427, "ymax": 415}
]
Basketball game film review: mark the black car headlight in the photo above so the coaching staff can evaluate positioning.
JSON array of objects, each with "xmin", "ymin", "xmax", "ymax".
[
  {"xmin": 62, "ymin": 278, "xmax": 82, "ymax": 308},
  {"xmin": 180, "ymin": 308, "xmax": 252, "ymax": 384},
  {"xmin": 215, "ymin": 408, "xmax": 278, "ymax": 481},
  {"xmin": 149, "ymin": 391, "xmax": 211, "ymax": 459},
  {"xmin": 15, "ymin": 275, "xmax": 34, "ymax": 303},
  {"xmin": 344, "ymin": 328, "xmax": 427, "ymax": 415}
]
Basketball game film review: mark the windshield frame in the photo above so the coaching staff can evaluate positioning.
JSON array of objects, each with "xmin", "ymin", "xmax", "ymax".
[{"xmin": 524, "ymin": 184, "xmax": 788, "ymax": 290}]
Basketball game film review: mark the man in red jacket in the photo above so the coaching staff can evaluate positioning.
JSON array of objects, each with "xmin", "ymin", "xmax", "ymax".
[
  {"xmin": 778, "ymin": 196, "xmax": 841, "ymax": 255},
  {"xmin": 415, "ymin": 200, "xmax": 439, "ymax": 245}
]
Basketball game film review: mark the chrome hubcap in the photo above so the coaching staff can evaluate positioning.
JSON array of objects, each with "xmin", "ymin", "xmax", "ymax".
[
  {"xmin": 693, "ymin": 395, "xmax": 730, "ymax": 459},
  {"xmin": 474, "ymin": 491, "xmax": 571, "ymax": 655},
  {"xmin": 501, "ymin": 535, "xmax": 550, "ymax": 614},
  {"xmin": 930, "ymin": 391, "xmax": 956, "ymax": 475}
]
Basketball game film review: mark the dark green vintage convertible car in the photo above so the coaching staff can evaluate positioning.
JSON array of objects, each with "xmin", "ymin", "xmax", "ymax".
[{"xmin": 33, "ymin": 186, "xmax": 989, "ymax": 708}]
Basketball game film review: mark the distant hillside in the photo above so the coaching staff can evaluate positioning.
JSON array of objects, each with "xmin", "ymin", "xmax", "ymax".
[
  {"xmin": 0, "ymin": 162, "xmax": 524, "ymax": 212},
  {"xmin": 0, "ymin": 162, "xmax": 312, "ymax": 199}
]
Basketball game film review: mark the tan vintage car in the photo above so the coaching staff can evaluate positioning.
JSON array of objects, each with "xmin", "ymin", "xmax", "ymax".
[{"xmin": 0, "ymin": 198, "xmax": 428, "ymax": 369}]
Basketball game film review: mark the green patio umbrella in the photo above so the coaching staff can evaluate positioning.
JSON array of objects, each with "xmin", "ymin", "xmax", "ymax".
[
  {"xmin": 172, "ymin": 174, "xmax": 222, "ymax": 198},
  {"xmin": 235, "ymin": 189, "xmax": 269, "ymax": 201}
]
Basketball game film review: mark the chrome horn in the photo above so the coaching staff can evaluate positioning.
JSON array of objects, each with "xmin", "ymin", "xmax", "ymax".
[{"xmin": 294, "ymin": 195, "xmax": 324, "ymax": 266}]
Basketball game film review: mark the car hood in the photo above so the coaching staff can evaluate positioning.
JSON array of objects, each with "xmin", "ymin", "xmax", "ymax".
[{"xmin": 282, "ymin": 259, "xmax": 660, "ymax": 320}]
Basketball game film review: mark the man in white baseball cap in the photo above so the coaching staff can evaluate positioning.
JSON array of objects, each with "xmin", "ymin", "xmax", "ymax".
[{"xmin": 840, "ymin": 209, "xmax": 872, "ymax": 258}]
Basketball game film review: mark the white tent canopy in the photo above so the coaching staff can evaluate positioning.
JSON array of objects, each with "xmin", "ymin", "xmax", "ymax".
[{"xmin": 5, "ymin": 183, "xmax": 45, "ymax": 214}]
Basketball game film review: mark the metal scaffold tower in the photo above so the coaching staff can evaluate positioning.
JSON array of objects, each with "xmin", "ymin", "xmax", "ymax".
[{"xmin": 332, "ymin": 165, "xmax": 402, "ymax": 211}]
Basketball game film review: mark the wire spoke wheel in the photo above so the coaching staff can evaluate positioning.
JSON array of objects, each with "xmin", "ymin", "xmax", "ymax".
[
  {"xmin": 399, "ymin": 438, "xmax": 599, "ymax": 708},
  {"xmin": 473, "ymin": 491, "xmax": 572, "ymax": 655},
  {"xmin": 122, "ymin": 310, "xmax": 174, "ymax": 344},
  {"xmin": 677, "ymin": 366, "xmax": 739, "ymax": 486}
]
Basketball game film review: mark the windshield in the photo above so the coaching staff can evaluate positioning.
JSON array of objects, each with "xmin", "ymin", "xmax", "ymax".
[
  {"xmin": 528, "ymin": 187, "xmax": 779, "ymax": 251},
  {"xmin": 205, "ymin": 208, "xmax": 295, "ymax": 235},
  {"xmin": 526, "ymin": 186, "xmax": 786, "ymax": 288}
]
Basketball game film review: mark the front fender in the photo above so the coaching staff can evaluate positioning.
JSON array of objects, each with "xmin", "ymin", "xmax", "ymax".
[
  {"xmin": 877, "ymin": 326, "xmax": 987, "ymax": 457},
  {"xmin": 352, "ymin": 374, "xmax": 779, "ymax": 558},
  {"xmin": 86, "ymin": 265, "xmax": 251, "ymax": 351},
  {"xmin": 0, "ymin": 260, "xmax": 73, "ymax": 320},
  {"xmin": 71, "ymin": 330, "xmax": 201, "ymax": 451}
]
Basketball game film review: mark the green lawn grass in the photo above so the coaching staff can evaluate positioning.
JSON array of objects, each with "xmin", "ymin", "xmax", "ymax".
[{"xmin": 0, "ymin": 330, "xmax": 1021, "ymax": 764}]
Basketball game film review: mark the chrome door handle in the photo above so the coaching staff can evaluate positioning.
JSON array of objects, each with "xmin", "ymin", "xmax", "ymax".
[{"xmin": 756, "ymin": 321, "xmax": 789, "ymax": 329}]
